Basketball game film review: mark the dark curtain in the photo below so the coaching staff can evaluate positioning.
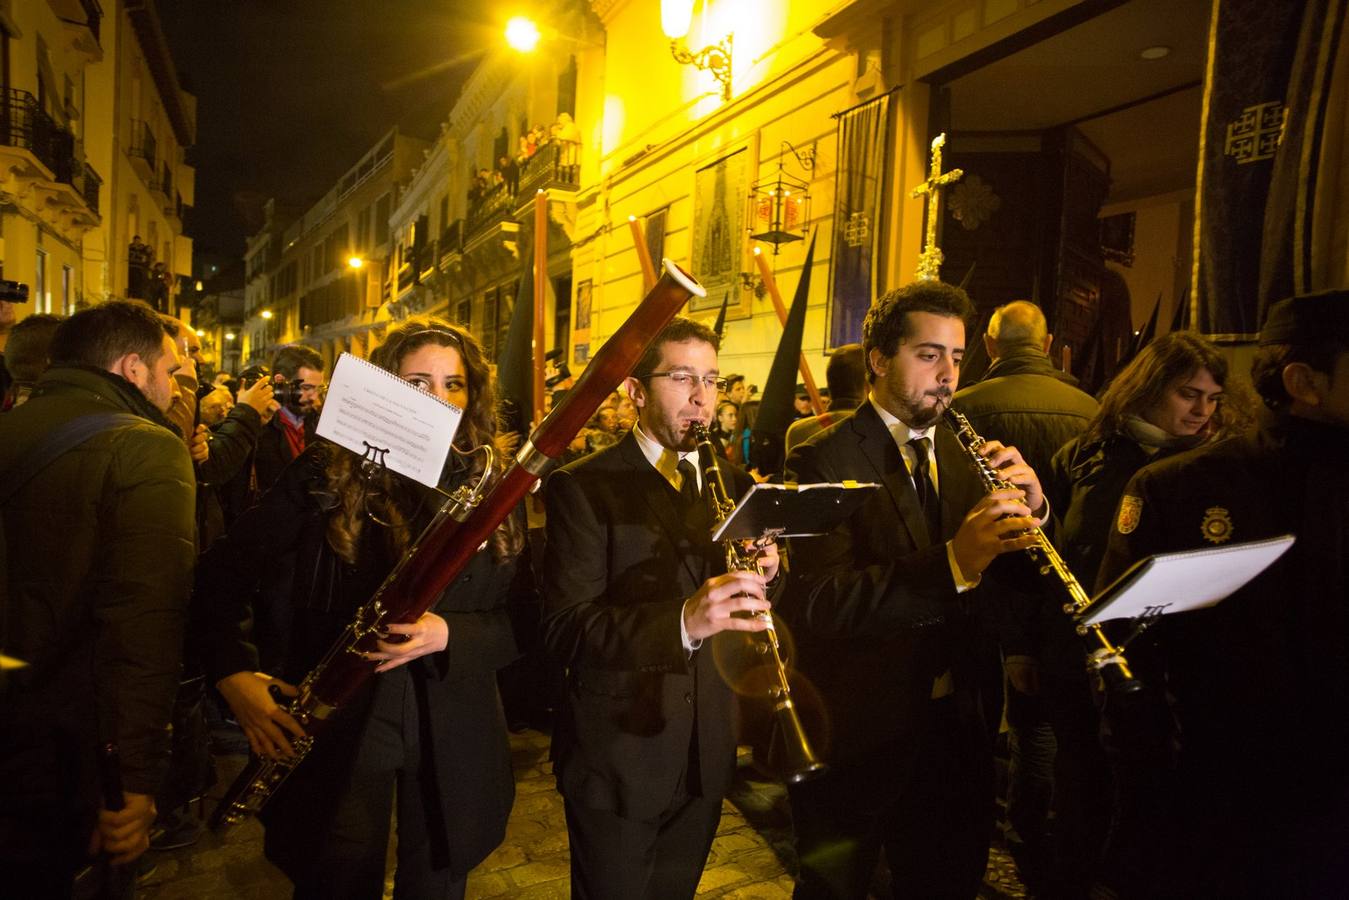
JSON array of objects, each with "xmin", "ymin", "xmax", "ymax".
[
  {"xmin": 829, "ymin": 89, "xmax": 895, "ymax": 348},
  {"xmin": 1259, "ymin": 0, "xmax": 1348, "ymax": 313},
  {"xmin": 1193, "ymin": 0, "xmax": 1308, "ymax": 339}
]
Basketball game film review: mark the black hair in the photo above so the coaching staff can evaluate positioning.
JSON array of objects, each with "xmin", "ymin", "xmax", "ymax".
[
  {"xmin": 862, "ymin": 282, "xmax": 974, "ymax": 382},
  {"xmin": 633, "ymin": 316, "xmax": 720, "ymax": 378},
  {"xmin": 270, "ymin": 344, "xmax": 325, "ymax": 380},
  {"xmin": 49, "ymin": 301, "xmax": 168, "ymax": 370}
]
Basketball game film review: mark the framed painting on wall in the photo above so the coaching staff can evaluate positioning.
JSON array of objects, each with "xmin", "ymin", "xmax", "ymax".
[{"xmin": 690, "ymin": 136, "xmax": 758, "ymax": 318}]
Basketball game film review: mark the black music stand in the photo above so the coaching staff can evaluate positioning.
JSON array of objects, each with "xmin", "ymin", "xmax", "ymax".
[{"xmin": 711, "ymin": 481, "xmax": 879, "ymax": 543}]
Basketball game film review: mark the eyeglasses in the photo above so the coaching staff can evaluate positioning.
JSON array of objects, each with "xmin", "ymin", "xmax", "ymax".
[{"xmin": 638, "ymin": 371, "xmax": 728, "ymax": 393}]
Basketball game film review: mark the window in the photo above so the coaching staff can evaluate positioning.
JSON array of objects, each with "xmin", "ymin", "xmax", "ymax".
[
  {"xmin": 374, "ymin": 194, "xmax": 391, "ymax": 246},
  {"xmin": 456, "ymin": 296, "xmax": 471, "ymax": 327},
  {"xmin": 557, "ymin": 55, "xmax": 577, "ymax": 118},
  {"xmin": 61, "ymin": 265, "xmax": 73, "ymax": 314},
  {"xmin": 553, "ymin": 274, "xmax": 572, "ymax": 361},
  {"xmin": 438, "ymin": 195, "xmax": 449, "ymax": 232},
  {"xmin": 34, "ymin": 248, "xmax": 48, "ymax": 313}
]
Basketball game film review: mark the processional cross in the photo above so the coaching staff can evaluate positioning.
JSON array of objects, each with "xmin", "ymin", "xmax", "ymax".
[{"xmin": 910, "ymin": 133, "xmax": 963, "ymax": 281}]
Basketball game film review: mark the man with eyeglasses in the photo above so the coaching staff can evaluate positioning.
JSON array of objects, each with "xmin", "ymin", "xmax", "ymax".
[{"xmin": 541, "ymin": 316, "xmax": 781, "ymax": 898}]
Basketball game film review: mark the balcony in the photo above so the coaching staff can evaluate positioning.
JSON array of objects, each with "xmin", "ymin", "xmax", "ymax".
[
  {"xmin": 128, "ymin": 119, "xmax": 156, "ymax": 185},
  {"xmin": 75, "ymin": 159, "xmax": 102, "ymax": 216},
  {"xmin": 53, "ymin": 0, "xmax": 103, "ymax": 59},
  {"xmin": 0, "ymin": 89, "xmax": 99, "ymax": 227},
  {"xmin": 517, "ymin": 142, "xmax": 580, "ymax": 199}
]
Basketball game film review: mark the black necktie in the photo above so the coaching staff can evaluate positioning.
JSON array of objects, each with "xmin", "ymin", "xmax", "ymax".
[
  {"xmin": 908, "ymin": 436, "xmax": 941, "ymax": 542},
  {"xmin": 676, "ymin": 458, "xmax": 701, "ymax": 508}
]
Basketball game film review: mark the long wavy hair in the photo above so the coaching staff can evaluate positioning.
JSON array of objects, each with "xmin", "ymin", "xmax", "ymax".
[
  {"xmin": 1082, "ymin": 330, "xmax": 1252, "ymax": 445},
  {"xmin": 324, "ymin": 317, "xmax": 523, "ymax": 566}
]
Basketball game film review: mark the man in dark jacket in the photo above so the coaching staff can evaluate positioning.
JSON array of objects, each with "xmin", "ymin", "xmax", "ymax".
[
  {"xmin": 1095, "ymin": 290, "xmax": 1349, "ymax": 898},
  {"xmin": 952, "ymin": 300, "xmax": 1099, "ymax": 888},
  {"xmin": 542, "ymin": 317, "xmax": 780, "ymax": 898},
  {"xmin": 0, "ymin": 301, "xmax": 196, "ymax": 894},
  {"xmin": 253, "ymin": 344, "xmax": 326, "ymax": 494}
]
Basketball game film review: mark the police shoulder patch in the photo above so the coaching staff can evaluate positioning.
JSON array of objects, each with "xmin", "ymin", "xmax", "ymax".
[{"xmin": 1117, "ymin": 494, "xmax": 1143, "ymax": 534}]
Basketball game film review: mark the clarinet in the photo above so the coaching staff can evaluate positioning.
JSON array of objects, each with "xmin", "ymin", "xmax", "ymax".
[
  {"xmin": 941, "ymin": 408, "xmax": 1141, "ymax": 692},
  {"xmin": 690, "ymin": 422, "xmax": 826, "ymax": 783},
  {"xmin": 211, "ymin": 260, "xmax": 706, "ymax": 831}
]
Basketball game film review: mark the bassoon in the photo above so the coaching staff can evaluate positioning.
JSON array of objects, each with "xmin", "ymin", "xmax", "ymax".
[
  {"xmin": 941, "ymin": 408, "xmax": 1142, "ymax": 693},
  {"xmin": 212, "ymin": 260, "xmax": 706, "ymax": 830}
]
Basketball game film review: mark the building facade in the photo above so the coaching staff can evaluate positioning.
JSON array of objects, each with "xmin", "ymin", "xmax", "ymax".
[{"xmin": 0, "ymin": 0, "xmax": 194, "ymax": 323}]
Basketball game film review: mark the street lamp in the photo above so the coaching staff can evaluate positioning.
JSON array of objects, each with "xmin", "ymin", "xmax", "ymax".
[
  {"xmin": 505, "ymin": 16, "xmax": 541, "ymax": 52},
  {"xmin": 224, "ymin": 332, "xmax": 236, "ymax": 341},
  {"xmin": 661, "ymin": 0, "xmax": 733, "ymax": 101},
  {"xmin": 260, "ymin": 309, "xmax": 273, "ymax": 320},
  {"xmin": 347, "ymin": 255, "xmax": 365, "ymax": 270}
]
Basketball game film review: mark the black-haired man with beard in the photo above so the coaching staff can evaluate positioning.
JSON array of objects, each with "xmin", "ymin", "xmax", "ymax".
[{"xmin": 780, "ymin": 281, "xmax": 1047, "ymax": 898}]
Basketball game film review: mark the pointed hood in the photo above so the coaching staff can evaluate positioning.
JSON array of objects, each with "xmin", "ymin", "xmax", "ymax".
[
  {"xmin": 750, "ymin": 232, "xmax": 816, "ymax": 474},
  {"xmin": 713, "ymin": 291, "xmax": 730, "ymax": 342},
  {"xmin": 1169, "ymin": 287, "xmax": 1190, "ymax": 334}
]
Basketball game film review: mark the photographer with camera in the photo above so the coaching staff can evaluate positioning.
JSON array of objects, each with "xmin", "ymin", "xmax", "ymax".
[{"xmin": 254, "ymin": 345, "xmax": 325, "ymax": 495}]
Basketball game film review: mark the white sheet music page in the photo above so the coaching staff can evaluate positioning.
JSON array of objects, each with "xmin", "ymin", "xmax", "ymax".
[
  {"xmin": 1080, "ymin": 534, "xmax": 1296, "ymax": 626},
  {"xmin": 316, "ymin": 352, "xmax": 463, "ymax": 488}
]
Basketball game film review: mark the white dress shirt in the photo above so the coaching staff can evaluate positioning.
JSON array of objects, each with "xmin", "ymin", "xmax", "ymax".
[{"xmin": 632, "ymin": 422, "xmax": 704, "ymax": 652}]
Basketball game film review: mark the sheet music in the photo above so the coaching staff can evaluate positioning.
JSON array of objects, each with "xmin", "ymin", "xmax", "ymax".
[
  {"xmin": 315, "ymin": 352, "xmax": 463, "ymax": 488},
  {"xmin": 1080, "ymin": 534, "xmax": 1295, "ymax": 625}
]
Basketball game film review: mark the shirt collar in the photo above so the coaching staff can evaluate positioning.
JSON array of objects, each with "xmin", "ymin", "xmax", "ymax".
[
  {"xmin": 869, "ymin": 393, "xmax": 933, "ymax": 448},
  {"xmin": 632, "ymin": 420, "xmax": 699, "ymax": 486}
]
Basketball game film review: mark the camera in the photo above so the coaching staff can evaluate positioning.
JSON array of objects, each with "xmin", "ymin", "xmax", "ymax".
[
  {"xmin": 239, "ymin": 365, "xmax": 305, "ymax": 411},
  {"xmin": 0, "ymin": 280, "xmax": 30, "ymax": 302}
]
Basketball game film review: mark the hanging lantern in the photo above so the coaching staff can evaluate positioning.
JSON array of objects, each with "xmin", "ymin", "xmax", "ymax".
[{"xmin": 748, "ymin": 141, "xmax": 813, "ymax": 254}]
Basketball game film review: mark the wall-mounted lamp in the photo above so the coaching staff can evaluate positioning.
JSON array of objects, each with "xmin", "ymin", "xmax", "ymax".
[
  {"xmin": 737, "ymin": 270, "xmax": 766, "ymax": 299},
  {"xmin": 224, "ymin": 332, "xmax": 236, "ymax": 341},
  {"xmin": 260, "ymin": 309, "xmax": 273, "ymax": 320},
  {"xmin": 661, "ymin": 0, "xmax": 733, "ymax": 101},
  {"xmin": 749, "ymin": 141, "xmax": 814, "ymax": 254},
  {"xmin": 347, "ymin": 255, "xmax": 365, "ymax": 270}
]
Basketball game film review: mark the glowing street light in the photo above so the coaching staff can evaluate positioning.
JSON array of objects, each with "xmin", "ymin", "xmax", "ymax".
[
  {"xmin": 260, "ymin": 309, "xmax": 273, "ymax": 320},
  {"xmin": 505, "ymin": 16, "xmax": 541, "ymax": 52},
  {"xmin": 224, "ymin": 332, "xmax": 236, "ymax": 341},
  {"xmin": 347, "ymin": 255, "xmax": 365, "ymax": 269},
  {"xmin": 195, "ymin": 328, "xmax": 206, "ymax": 336}
]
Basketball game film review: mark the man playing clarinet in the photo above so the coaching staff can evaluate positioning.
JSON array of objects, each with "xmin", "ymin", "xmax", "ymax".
[{"xmin": 541, "ymin": 316, "xmax": 780, "ymax": 899}]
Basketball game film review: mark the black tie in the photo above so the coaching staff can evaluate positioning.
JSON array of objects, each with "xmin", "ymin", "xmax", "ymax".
[
  {"xmin": 908, "ymin": 436, "xmax": 941, "ymax": 542},
  {"xmin": 677, "ymin": 458, "xmax": 701, "ymax": 508}
]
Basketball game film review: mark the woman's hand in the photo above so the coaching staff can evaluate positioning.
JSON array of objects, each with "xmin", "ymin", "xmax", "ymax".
[
  {"xmin": 367, "ymin": 613, "xmax": 450, "ymax": 673},
  {"xmin": 216, "ymin": 671, "xmax": 305, "ymax": 760}
]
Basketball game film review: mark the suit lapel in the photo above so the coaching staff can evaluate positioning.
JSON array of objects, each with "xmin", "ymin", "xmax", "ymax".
[
  {"xmin": 934, "ymin": 425, "xmax": 981, "ymax": 541},
  {"xmin": 617, "ymin": 432, "xmax": 708, "ymax": 587},
  {"xmin": 851, "ymin": 404, "xmax": 930, "ymax": 549}
]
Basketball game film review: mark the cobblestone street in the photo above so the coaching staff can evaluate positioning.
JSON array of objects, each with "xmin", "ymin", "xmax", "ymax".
[{"xmin": 135, "ymin": 729, "xmax": 1024, "ymax": 899}]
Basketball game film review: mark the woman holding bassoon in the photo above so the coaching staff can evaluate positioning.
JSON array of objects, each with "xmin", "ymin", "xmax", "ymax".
[{"xmin": 194, "ymin": 318, "xmax": 526, "ymax": 899}]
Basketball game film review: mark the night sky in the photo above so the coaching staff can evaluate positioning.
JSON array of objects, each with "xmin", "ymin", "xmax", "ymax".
[{"xmin": 159, "ymin": 1, "xmax": 494, "ymax": 266}]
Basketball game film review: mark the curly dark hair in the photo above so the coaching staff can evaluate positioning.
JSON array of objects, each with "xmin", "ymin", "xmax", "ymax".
[
  {"xmin": 862, "ymin": 282, "xmax": 974, "ymax": 382},
  {"xmin": 324, "ymin": 317, "xmax": 522, "ymax": 566}
]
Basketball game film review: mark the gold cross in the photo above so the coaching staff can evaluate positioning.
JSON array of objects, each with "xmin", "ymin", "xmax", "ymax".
[{"xmin": 910, "ymin": 133, "xmax": 963, "ymax": 281}]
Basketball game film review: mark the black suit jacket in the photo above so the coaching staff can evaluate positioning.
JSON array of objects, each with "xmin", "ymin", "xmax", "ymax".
[
  {"xmin": 541, "ymin": 431, "xmax": 753, "ymax": 821},
  {"xmin": 781, "ymin": 400, "xmax": 992, "ymax": 764}
]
